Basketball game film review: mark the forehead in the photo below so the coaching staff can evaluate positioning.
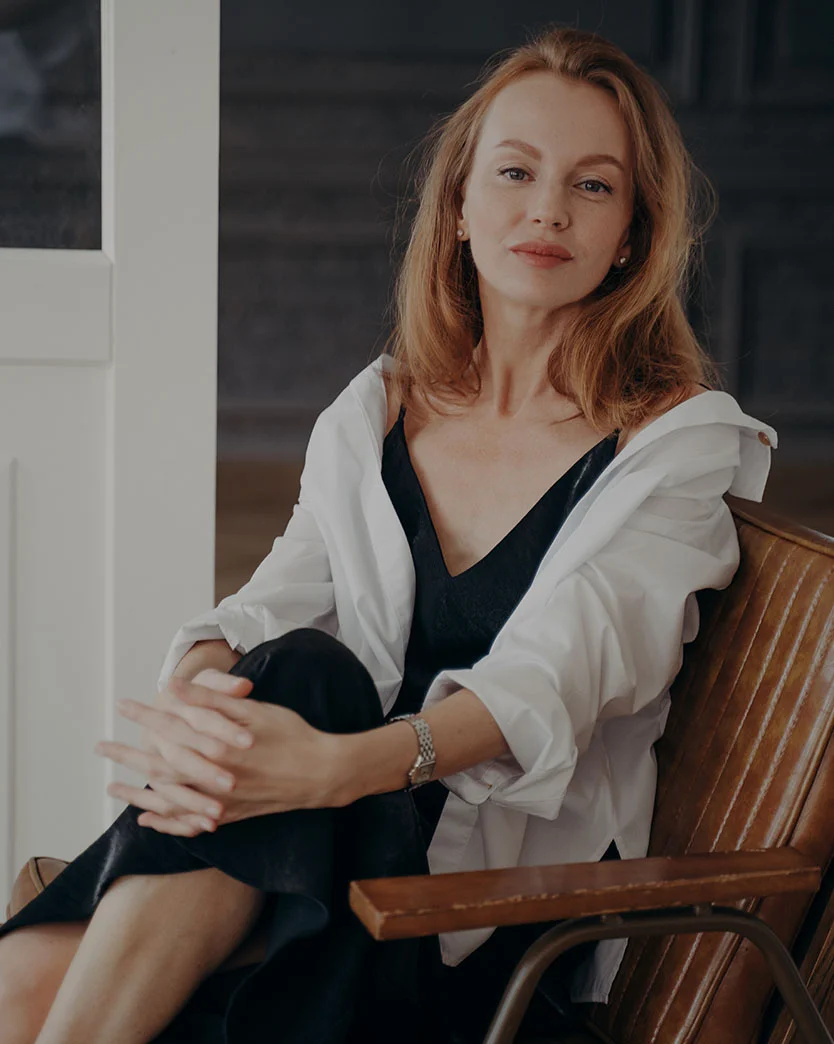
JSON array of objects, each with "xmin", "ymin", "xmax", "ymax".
[{"xmin": 475, "ymin": 71, "xmax": 632, "ymax": 166}]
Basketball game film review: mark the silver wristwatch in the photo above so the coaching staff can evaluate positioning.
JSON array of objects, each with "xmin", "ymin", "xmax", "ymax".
[{"xmin": 386, "ymin": 713, "xmax": 436, "ymax": 789}]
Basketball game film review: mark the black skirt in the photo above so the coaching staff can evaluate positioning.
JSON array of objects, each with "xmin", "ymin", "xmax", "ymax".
[{"xmin": 0, "ymin": 628, "xmax": 614, "ymax": 1044}]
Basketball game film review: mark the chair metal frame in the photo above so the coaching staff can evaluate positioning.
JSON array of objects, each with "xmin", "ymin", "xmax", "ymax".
[{"xmin": 483, "ymin": 904, "xmax": 834, "ymax": 1044}]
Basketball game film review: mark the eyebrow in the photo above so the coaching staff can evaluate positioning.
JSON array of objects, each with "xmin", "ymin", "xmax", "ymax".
[{"xmin": 493, "ymin": 138, "xmax": 626, "ymax": 173}]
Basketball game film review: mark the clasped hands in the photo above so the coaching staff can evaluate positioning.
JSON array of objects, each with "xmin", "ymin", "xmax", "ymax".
[{"xmin": 94, "ymin": 668, "xmax": 349, "ymax": 837}]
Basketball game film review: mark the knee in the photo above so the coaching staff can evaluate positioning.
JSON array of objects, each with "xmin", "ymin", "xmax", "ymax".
[
  {"xmin": 230, "ymin": 628, "xmax": 383, "ymax": 732},
  {"xmin": 254, "ymin": 627, "xmax": 347, "ymax": 661},
  {"xmin": 233, "ymin": 627, "xmax": 364, "ymax": 687}
]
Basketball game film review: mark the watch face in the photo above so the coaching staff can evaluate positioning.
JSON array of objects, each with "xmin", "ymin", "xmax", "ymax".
[{"xmin": 412, "ymin": 762, "xmax": 434, "ymax": 785}]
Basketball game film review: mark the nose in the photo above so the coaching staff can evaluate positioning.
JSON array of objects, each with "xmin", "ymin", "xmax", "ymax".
[{"xmin": 529, "ymin": 180, "xmax": 570, "ymax": 229}]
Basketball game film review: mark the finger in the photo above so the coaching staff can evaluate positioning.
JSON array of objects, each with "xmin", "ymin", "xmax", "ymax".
[
  {"xmin": 110, "ymin": 780, "xmax": 185, "ymax": 818},
  {"xmin": 139, "ymin": 726, "xmax": 161, "ymax": 756},
  {"xmin": 116, "ymin": 700, "xmax": 238, "ymax": 760},
  {"xmin": 162, "ymin": 700, "xmax": 255, "ymax": 752},
  {"xmin": 137, "ymin": 810, "xmax": 219, "ymax": 835},
  {"xmin": 109, "ymin": 782, "xmax": 177, "ymax": 816},
  {"xmin": 109, "ymin": 781, "xmax": 222, "ymax": 827},
  {"xmin": 178, "ymin": 813, "xmax": 219, "ymax": 832},
  {"xmin": 107, "ymin": 780, "xmax": 182, "ymax": 815},
  {"xmin": 167, "ymin": 677, "xmax": 257, "ymax": 725},
  {"xmin": 96, "ymin": 741, "xmax": 175, "ymax": 782},
  {"xmin": 191, "ymin": 667, "xmax": 254, "ymax": 697},
  {"xmin": 135, "ymin": 811, "xmax": 204, "ymax": 836},
  {"xmin": 151, "ymin": 737, "xmax": 238, "ymax": 795},
  {"xmin": 146, "ymin": 778, "xmax": 226, "ymax": 820},
  {"xmin": 97, "ymin": 737, "xmax": 236, "ymax": 797},
  {"xmin": 139, "ymin": 810, "xmax": 219, "ymax": 833}
]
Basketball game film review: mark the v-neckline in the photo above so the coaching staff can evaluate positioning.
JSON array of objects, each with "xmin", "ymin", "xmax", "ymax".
[{"xmin": 395, "ymin": 406, "xmax": 614, "ymax": 581}]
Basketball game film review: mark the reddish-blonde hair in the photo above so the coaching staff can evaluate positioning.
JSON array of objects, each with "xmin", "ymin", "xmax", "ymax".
[{"xmin": 380, "ymin": 23, "xmax": 721, "ymax": 433}]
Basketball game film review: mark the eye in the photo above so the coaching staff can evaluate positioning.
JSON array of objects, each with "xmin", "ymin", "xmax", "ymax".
[
  {"xmin": 579, "ymin": 178, "xmax": 612, "ymax": 195},
  {"xmin": 497, "ymin": 166, "xmax": 529, "ymax": 182}
]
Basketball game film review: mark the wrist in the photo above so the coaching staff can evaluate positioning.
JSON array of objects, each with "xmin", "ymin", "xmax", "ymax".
[
  {"xmin": 318, "ymin": 731, "xmax": 358, "ymax": 808},
  {"xmin": 322, "ymin": 722, "xmax": 419, "ymax": 807}
]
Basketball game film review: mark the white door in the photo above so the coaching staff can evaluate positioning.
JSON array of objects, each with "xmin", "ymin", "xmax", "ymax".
[{"xmin": 0, "ymin": 0, "xmax": 220, "ymax": 904}]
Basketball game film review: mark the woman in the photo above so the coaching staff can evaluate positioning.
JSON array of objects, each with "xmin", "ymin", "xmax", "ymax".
[{"xmin": 0, "ymin": 23, "xmax": 777, "ymax": 1044}]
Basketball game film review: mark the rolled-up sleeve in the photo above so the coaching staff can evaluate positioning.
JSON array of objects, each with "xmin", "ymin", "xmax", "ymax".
[
  {"xmin": 156, "ymin": 494, "xmax": 337, "ymax": 694},
  {"xmin": 420, "ymin": 451, "xmax": 745, "ymax": 817}
]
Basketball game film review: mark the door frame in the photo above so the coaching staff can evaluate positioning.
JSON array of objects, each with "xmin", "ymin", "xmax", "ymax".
[{"xmin": 0, "ymin": 0, "xmax": 220, "ymax": 895}]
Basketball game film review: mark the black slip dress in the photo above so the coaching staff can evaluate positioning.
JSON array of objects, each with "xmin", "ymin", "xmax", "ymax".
[
  {"xmin": 0, "ymin": 402, "xmax": 621, "ymax": 1044},
  {"xmin": 382, "ymin": 402, "xmax": 619, "ymax": 845},
  {"xmin": 379, "ymin": 403, "xmax": 622, "ymax": 1041}
]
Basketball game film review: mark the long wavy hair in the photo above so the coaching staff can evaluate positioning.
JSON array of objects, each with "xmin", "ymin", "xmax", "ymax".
[{"xmin": 381, "ymin": 23, "xmax": 721, "ymax": 434}]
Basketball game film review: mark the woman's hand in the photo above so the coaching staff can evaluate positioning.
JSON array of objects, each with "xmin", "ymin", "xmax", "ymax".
[
  {"xmin": 95, "ymin": 670, "xmax": 347, "ymax": 837},
  {"xmin": 134, "ymin": 667, "xmax": 256, "ymax": 835},
  {"xmin": 96, "ymin": 667, "xmax": 255, "ymax": 835},
  {"xmin": 139, "ymin": 667, "xmax": 252, "ymax": 760}
]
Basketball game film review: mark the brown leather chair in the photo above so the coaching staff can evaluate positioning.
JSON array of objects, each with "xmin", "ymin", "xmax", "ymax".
[
  {"xmin": 6, "ymin": 496, "xmax": 834, "ymax": 1042},
  {"xmin": 350, "ymin": 495, "xmax": 834, "ymax": 1043}
]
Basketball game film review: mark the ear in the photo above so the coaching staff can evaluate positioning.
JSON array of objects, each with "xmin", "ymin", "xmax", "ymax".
[{"xmin": 457, "ymin": 182, "xmax": 468, "ymax": 224}]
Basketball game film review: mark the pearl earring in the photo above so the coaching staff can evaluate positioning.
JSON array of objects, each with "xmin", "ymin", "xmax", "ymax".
[
  {"xmin": 457, "ymin": 229, "xmax": 464, "ymax": 238},
  {"xmin": 618, "ymin": 255, "xmax": 627, "ymax": 265}
]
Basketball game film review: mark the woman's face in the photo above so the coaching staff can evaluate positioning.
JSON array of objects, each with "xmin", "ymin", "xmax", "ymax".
[{"xmin": 459, "ymin": 72, "xmax": 635, "ymax": 318}]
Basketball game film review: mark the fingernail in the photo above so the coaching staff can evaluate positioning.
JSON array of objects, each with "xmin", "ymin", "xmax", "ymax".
[
  {"xmin": 236, "ymin": 732, "xmax": 253, "ymax": 747},
  {"xmin": 200, "ymin": 817, "xmax": 215, "ymax": 831},
  {"xmin": 216, "ymin": 775, "xmax": 233, "ymax": 790},
  {"xmin": 206, "ymin": 803, "xmax": 222, "ymax": 817}
]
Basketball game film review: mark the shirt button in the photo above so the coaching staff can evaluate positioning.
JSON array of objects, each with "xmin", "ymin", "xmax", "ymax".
[{"xmin": 757, "ymin": 431, "xmax": 772, "ymax": 446}]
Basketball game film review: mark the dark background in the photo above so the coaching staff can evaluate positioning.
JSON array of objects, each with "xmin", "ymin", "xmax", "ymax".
[
  {"xmin": 1, "ymin": 0, "xmax": 832, "ymax": 547},
  {"xmin": 215, "ymin": 0, "xmax": 834, "ymax": 470}
]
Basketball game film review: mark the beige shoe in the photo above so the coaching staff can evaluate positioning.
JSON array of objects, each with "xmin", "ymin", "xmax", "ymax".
[{"xmin": 5, "ymin": 855, "xmax": 69, "ymax": 921}]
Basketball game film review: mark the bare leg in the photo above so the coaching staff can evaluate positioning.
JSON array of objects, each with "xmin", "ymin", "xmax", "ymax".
[
  {"xmin": 0, "ymin": 920, "xmax": 90, "ymax": 1044},
  {"xmin": 34, "ymin": 866, "xmax": 265, "ymax": 1044}
]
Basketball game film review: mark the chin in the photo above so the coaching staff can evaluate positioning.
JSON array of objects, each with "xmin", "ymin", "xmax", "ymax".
[{"xmin": 498, "ymin": 281, "xmax": 576, "ymax": 310}]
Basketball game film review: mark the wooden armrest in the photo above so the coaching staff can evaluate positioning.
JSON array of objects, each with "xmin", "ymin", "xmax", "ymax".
[{"xmin": 348, "ymin": 847, "xmax": 820, "ymax": 941}]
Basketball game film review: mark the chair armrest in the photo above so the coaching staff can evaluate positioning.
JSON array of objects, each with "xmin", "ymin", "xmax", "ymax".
[{"xmin": 348, "ymin": 847, "xmax": 820, "ymax": 941}]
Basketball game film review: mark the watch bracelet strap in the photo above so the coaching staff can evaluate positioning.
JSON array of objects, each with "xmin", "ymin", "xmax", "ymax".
[{"xmin": 385, "ymin": 713, "xmax": 436, "ymax": 788}]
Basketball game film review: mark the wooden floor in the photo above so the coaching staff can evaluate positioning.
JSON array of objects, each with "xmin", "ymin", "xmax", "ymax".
[{"xmin": 215, "ymin": 457, "xmax": 834, "ymax": 603}]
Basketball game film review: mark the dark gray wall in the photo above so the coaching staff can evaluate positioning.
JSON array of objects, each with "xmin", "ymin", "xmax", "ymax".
[
  {"xmin": 216, "ymin": 0, "xmax": 834, "ymax": 462},
  {"xmin": 221, "ymin": 0, "xmax": 661, "ymax": 57}
]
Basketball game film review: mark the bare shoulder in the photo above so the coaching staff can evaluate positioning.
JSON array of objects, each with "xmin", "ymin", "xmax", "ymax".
[{"xmin": 616, "ymin": 382, "xmax": 709, "ymax": 456}]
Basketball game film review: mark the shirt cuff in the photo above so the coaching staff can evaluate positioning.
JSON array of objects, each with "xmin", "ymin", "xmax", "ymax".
[{"xmin": 420, "ymin": 666, "xmax": 575, "ymax": 810}]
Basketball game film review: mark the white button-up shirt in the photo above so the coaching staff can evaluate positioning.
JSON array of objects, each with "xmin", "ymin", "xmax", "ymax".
[{"xmin": 157, "ymin": 352, "xmax": 778, "ymax": 1003}]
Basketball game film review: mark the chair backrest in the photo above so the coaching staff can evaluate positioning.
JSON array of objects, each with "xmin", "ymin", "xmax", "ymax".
[{"xmin": 596, "ymin": 495, "xmax": 834, "ymax": 1044}]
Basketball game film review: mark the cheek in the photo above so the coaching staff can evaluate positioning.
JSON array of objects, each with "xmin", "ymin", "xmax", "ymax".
[
  {"xmin": 466, "ymin": 217, "xmax": 508, "ymax": 273},
  {"xmin": 469, "ymin": 191, "xmax": 510, "ymax": 234},
  {"xmin": 591, "ymin": 204, "xmax": 631, "ymax": 248},
  {"xmin": 468, "ymin": 197, "xmax": 525, "ymax": 266},
  {"xmin": 573, "ymin": 212, "xmax": 628, "ymax": 269}
]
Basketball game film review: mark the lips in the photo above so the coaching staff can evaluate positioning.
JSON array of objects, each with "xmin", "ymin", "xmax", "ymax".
[{"xmin": 510, "ymin": 241, "xmax": 573, "ymax": 260}]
